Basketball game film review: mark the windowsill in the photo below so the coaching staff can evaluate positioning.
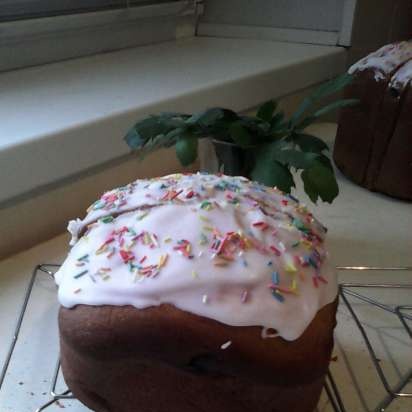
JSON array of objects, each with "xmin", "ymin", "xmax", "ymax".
[{"xmin": 0, "ymin": 36, "xmax": 346, "ymax": 203}]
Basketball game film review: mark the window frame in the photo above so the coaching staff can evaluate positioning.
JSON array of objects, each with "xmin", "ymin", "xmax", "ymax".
[{"xmin": 0, "ymin": 0, "xmax": 201, "ymax": 72}]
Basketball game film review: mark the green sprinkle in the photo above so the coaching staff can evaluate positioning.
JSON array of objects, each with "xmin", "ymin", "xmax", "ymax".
[
  {"xmin": 101, "ymin": 215, "xmax": 114, "ymax": 223},
  {"xmin": 200, "ymin": 200, "xmax": 213, "ymax": 210},
  {"xmin": 74, "ymin": 270, "xmax": 88, "ymax": 279},
  {"xmin": 78, "ymin": 254, "xmax": 89, "ymax": 261},
  {"xmin": 199, "ymin": 233, "xmax": 208, "ymax": 245},
  {"xmin": 137, "ymin": 211, "xmax": 149, "ymax": 220},
  {"xmin": 292, "ymin": 218, "xmax": 309, "ymax": 234},
  {"xmin": 272, "ymin": 290, "xmax": 285, "ymax": 302},
  {"xmin": 128, "ymin": 227, "xmax": 137, "ymax": 236},
  {"xmin": 291, "ymin": 241, "xmax": 300, "ymax": 248}
]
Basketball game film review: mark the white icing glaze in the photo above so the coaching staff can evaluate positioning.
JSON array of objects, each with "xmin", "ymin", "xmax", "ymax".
[
  {"xmin": 389, "ymin": 59, "xmax": 412, "ymax": 91},
  {"xmin": 55, "ymin": 173, "xmax": 337, "ymax": 341},
  {"xmin": 349, "ymin": 40, "xmax": 412, "ymax": 81}
]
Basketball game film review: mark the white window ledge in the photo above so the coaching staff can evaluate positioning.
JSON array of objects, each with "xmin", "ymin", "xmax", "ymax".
[{"xmin": 0, "ymin": 36, "xmax": 346, "ymax": 203}]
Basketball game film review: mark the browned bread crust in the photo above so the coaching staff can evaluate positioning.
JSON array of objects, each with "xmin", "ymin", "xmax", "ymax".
[
  {"xmin": 59, "ymin": 299, "xmax": 338, "ymax": 412},
  {"xmin": 334, "ymin": 66, "xmax": 412, "ymax": 200}
]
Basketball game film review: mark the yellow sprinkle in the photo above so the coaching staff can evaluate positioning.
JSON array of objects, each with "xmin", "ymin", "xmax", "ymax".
[
  {"xmin": 163, "ymin": 237, "xmax": 172, "ymax": 243},
  {"xmin": 199, "ymin": 215, "xmax": 209, "ymax": 222},
  {"xmin": 191, "ymin": 270, "xmax": 198, "ymax": 279},
  {"xmin": 291, "ymin": 279, "xmax": 297, "ymax": 290},
  {"xmin": 214, "ymin": 259, "xmax": 228, "ymax": 267},
  {"xmin": 158, "ymin": 254, "xmax": 168, "ymax": 268},
  {"xmin": 95, "ymin": 244, "xmax": 108, "ymax": 255},
  {"xmin": 285, "ymin": 263, "xmax": 297, "ymax": 273},
  {"xmin": 203, "ymin": 226, "xmax": 214, "ymax": 232},
  {"xmin": 301, "ymin": 240, "xmax": 313, "ymax": 249},
  {"xmin": 102, "ymin": 275, "xmax": 111, "ymax": 281},
  {"xmin": 186, "ymin": 244, "xmax": 191, "ymax": 253}
]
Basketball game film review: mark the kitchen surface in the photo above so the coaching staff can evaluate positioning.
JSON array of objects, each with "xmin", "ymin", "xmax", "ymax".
[{"xmin": 0, "ymin": 124, "xmax": 411, "ymax": 412}]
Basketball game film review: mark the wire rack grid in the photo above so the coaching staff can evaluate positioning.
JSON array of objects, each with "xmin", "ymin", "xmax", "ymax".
[{"xmin": 0, "ymin": 264, "xmax": 411, "ymax": 412}]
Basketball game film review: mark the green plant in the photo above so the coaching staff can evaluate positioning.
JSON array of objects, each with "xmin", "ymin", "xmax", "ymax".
[{"xmin": 125, "ymin": 74, "xmax": 357, "ymax": 203}]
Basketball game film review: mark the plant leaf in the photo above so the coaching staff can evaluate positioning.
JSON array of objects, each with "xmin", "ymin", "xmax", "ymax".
[
  {"xmin": 124, "ymin": 127, "xmax": 146, "ymax": 150},
  {"xmin": 290, "ymin": 73, "xmax": 353, "ymax": 126},
  {"xmin": 251, "ymin": 146, "xmax": 295, "ymax": 192},
  {"xmin": 270, "ymin": 111, "xmax": 285, "ymax": 129},
  {"xmin": 313, "ymin": 98, "xmax": 359, "ymax": 118},
  {"xmin": 195, "ymin": 108, "xmax": 225, "ymax": 127},
  {"xmin": 229, "ymin": 122, "xmax": 252, "ymax": 147},
  {"xmin": 175, "ymin": 134, "xmax": 198, "ymax": 166},
  {"xmin": 293, "ymin": 133, "xmax": 329, "ymax": 153},
  {"xmin": 188, "ymin": 108, "xmax": 238, "ymax": 128},
  {"xmin": 273, "ymin": 149, "xmax": 320, "ymax": 169},
  {"xmin": 296, "ymin": 98, "xmax": 358, "ymax": 130},
  {"xmin": 257, "ymin": 100, "xmax": 277, "ymax": 122},
  {"xmin": 301, "ymin": 163, "xmax": 339, "ymax": 204},
  {"xmin": 316, "ymin": 154, "xmax": 334, "ymax": 171}
]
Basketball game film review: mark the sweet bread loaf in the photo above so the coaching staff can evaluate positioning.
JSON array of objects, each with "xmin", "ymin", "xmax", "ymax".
[
  {"xmin": 55, "ymin": 173, "xmax": 338, "ymax": 412},
  {"xmin": 334, "ymin": 40, "xmax": 412, "ymax": 199}
]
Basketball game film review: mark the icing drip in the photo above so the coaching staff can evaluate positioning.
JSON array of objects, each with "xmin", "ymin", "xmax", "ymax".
[
  {"xmin": 55, "ymin": 173, "xmax": 337, "ymax": 341},
  {"xmin": 389, "ymin": 59, "xmax": 412, "ymax": 91},
  {"xmin": 349, "ymin": 40, "xmax": 412, "ymax": 81}
]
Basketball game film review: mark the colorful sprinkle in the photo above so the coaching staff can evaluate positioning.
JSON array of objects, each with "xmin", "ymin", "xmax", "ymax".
[
  {"xmin": 137, "ymin": 211, "xmax": 149, "ymax": 220},
  {"xmin": 271, "ymin": 271, "xmax": 279, "ymax": 285},
  {"xmin": 220, "ymin": 340, "xmax": 232, "ymax": 350},
  {"xmin": 74, "ymin": 270, "xmax": 88, "ymax": 279}
]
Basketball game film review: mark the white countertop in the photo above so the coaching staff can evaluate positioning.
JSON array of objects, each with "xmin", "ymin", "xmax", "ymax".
[{"xmin": 0, "ymin": 124, "xmax": 411, "ymax": 411}]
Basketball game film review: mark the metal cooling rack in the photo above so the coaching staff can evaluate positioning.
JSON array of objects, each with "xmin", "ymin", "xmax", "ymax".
[{"xmin": 0, "ymin": 264, "xmax": 411, "ymax": 412}]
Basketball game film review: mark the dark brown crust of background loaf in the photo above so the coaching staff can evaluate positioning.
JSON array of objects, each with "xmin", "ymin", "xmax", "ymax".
[
  {"xmin": 375, "ymin": 83, "xmax": 412, "ymax": 199},
  {"xmin": 334, "ymin": 69, "xmax": 389, "ymax": 185},
  {"xmin": 363, "ymin": 82, "xmax": 403, "ymax": 189},
  {"xmin": 334, "ymin": 67, "xmax": 412, "ymax": 200},
  {"xmin": 59, "ymin": 299, "xmax": 337, "ymax": 411}
]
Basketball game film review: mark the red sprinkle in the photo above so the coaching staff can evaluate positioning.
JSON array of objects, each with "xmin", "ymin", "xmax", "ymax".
[
  {"xmin": 253, "ymin": 221, "xmax": 269, "ymax": 231},
  {"xmin": 293, "ymin": 255, "xmax": 301, "ymax": 267},
  {"xmin": 186, "ymin": 190, "xmax": 194, "ymax": 199},
  {"xmin": 170, "ymin": 189, "xmax": 183, "ymax": 200},
  {"xmin": 139, "ymin": 255, "xmax": 147, "ymax": 263},
  {"xmin": 104, "ymin": 236, "xmax": 115, "ymax": 245},
  {"xmin": 120, "ymin": 250, "xmax": 134, "ymax": 263},
  {"xmin": 268, "ymin": 284, "xmax": 294, "ymax": 294},
  {"xmin": 281, "ymin": 200, "xmax": 288, "ymax": 206},
  {"xmin": 270, "ymin": 245, "xmax": 281, "ymax": 256},
  {"xmin": 253, "ymin": 221, "xmax": 265, "ymax": 226},
  {"xmin": 312, "ymin": 277, "xmax": 319, "ymax": 288}
]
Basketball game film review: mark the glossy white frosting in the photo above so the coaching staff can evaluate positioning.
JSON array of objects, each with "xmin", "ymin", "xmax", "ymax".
[
  {"xmin": 55, "ymin": 173, "xmax": 337, "ymax": 341},
  {"xmin": 349, "ymin": 40, "xmax": 412, "ymax": 81}
]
